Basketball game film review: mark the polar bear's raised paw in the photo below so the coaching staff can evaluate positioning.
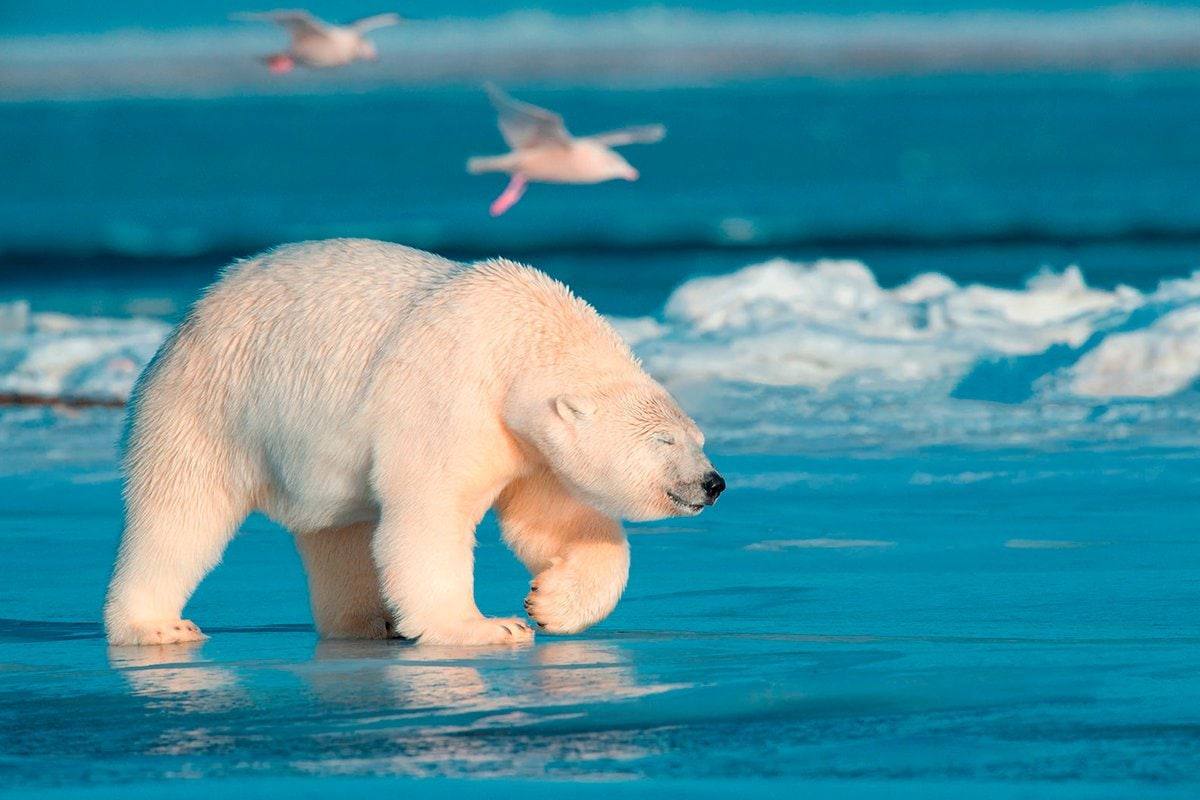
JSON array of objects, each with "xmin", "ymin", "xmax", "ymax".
[
  {"xmin": 525, "ymin": 564, "xmax": 587, "ymax": 634},
  {"xmin": 524, "ymin": 552, "xmax": 627, "ymax": 635}
]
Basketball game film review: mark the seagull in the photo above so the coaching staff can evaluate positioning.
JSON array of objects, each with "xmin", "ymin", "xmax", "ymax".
[
  {"xmin": 232, "ymin": 9, "xmax": 403, "ymax": 73},
  {"xmin": 467, "ymin": 84, "xmax": 666, "ymax": 217}
]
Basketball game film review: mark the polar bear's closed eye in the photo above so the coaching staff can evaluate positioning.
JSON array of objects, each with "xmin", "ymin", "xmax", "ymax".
[{"xmin": 531, "ymin": 380, "xmax": 721, "ymax": 522}]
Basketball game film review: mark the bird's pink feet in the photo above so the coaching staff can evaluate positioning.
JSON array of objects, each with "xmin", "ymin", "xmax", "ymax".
[
  {"xmin": 266, "ymin": 54, "xmax": 295, "ymax": 74},
  {"xmin": 490, "ymin": 174, "xmax": 528, "ymax": 217}
]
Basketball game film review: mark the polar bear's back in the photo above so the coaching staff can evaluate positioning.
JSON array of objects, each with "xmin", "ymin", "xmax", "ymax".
[
  {"xmin": 215, "ymin": 238, "xmax": 463, "ymax": 312},
  {"xmin": 181, "ymin": 238, "xmax": 461, "ymax": 402},
  {"xmin": 128, "ymin": 241, "xmax": 467, "ymax": 520}
]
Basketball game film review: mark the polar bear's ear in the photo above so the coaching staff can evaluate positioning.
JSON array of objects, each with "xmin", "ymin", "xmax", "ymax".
[{"xmin": 555, "ymin": 394, "xmax": 596, "ymax": 422}]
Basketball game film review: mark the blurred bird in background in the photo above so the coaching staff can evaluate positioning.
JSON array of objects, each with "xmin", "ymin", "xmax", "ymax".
[
  {"xmin": 232, "ymin": 9, "xmax": 403, "ymax": 73},
  {"xmin": 468, "ymin": 84, "xmax": 666, "ymax": 217}
]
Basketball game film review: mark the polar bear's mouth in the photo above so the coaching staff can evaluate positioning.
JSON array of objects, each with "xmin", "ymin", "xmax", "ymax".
[{"xmin": 667, "ymin": 491, "xmax": 704, "ymax": 514}]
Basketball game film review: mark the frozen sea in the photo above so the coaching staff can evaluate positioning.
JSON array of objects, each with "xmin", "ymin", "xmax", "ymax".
[
  {"xmin": 2, "ymin": 430, "xmax": 1200, "ymax": 798},
  {"xmin": 2, "ymin": 1, "xmax": 1200, "ymax": 796}
]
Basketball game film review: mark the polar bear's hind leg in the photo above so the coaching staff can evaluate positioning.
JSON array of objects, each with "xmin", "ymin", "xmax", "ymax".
[
  {"xmin": 104, "ymin": 435, "xmax": 247, "ymax": 647},
  {"xmin": 296, "ymin": 522, "xmax": 397, "ymax": 640}
]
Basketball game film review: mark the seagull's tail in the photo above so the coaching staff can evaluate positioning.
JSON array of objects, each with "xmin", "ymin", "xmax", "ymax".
[{"xmin": 467, "ymin": 155, "xmax": 510, "ymax": 175}]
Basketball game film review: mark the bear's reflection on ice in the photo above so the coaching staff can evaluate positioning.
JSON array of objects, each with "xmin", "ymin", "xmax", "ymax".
[
  {"xmin": 108, "ymin": 643, "xmax": 246, "ymax": 713},
  {"xmin": 303, "ymin": 639, "xmax": 669, "ymax": 714},
  {"xmin": 108, "ymin": 638, "xmax": 685, "ymax": 716},
  {"xmin": 108, "ymin": 643, "xmax": 249, "ymax": 758},
  {"xmin": 107, "ymin": 638, "xmax": 684, "ymax": 775}
]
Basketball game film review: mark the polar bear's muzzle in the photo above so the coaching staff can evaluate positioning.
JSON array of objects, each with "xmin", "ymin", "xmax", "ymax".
[{"xmin": 666, "ymin": 470, "xmax": 725, "ymax": 515}]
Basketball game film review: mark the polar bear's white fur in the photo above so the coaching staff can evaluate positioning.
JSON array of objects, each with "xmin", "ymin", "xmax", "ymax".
[{"xmin": 104, "ymin": 239, "xmax": 721, "ymax": 647}]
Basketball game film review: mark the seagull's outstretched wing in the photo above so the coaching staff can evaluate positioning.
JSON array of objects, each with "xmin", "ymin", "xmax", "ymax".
[
  {"xmin": 231, "ymin": 10, "xmax": 329, "ymax": 37},
  {"xmin": 485, "ymin": 83, "xmax": 571, "ymax": 150},
  {"xmin": 588, "ymin": 124, "xmax": 666, "ymax": 147},
  {"xmin": 351, "ymin": 12, "xmax": 403, "ymax": 33}
]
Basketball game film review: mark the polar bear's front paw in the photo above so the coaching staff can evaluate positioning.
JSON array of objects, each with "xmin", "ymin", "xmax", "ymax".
[
  {"xmin": 418, "ymin": 617, "xmax": 534, "ymax": 646},
  {"xmin": 525, "ymin": 572, "xmax": 577, "ymax": 634},
  {"xmin": 524, "ymin": 560, "xmax": 606, "ymax": 635},
  {"xmin": 109, "ymin": 619, "xmax": 207, "ymax": 647}
]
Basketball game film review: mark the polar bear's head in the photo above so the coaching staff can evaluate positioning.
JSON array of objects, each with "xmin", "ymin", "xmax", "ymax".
[{"xmin": 524, "ymin": 380, "xmax": 723, "ymax": 521}]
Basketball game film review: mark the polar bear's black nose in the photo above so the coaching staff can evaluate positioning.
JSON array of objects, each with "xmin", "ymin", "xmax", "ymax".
[{"xmin": 701, "ymin": 471, "xmax": 726, "ymax": 503}]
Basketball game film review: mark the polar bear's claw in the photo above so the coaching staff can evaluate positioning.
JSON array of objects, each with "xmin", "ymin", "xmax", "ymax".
[
  {"xmin": 525, "ymin": 569, "xmax": 584, "ymax": 634},
  {"xmin": 524, "ymin": 548, "xmax": 627, "ymax": 635}
]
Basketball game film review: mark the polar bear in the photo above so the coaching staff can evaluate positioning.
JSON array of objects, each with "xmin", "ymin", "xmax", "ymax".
[{"xmin": 104, "ymin": 239, "xmax": 723, "ymax": 647}]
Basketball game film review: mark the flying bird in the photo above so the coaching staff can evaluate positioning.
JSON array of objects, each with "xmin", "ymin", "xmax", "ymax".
[
  {"xmin": 232, "ymin": 9, "xmax": 403, "ymax": 73},
  {"xmin": 467, "ymin": 84, "xmax": 666, "ymax": 217}
]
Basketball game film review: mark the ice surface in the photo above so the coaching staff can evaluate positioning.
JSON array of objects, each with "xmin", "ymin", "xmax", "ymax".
[
  {"xmin": 610, "ymin": 259, "xmax": 1200, "ymax": 448},
  {"xmin": 2, "ymin": 431, "xmax": 1199, "ymax": 795},
  {"xmin": 624, "ymin": 259, "xmax": 1168, "ymax": 392},
  {"xmin": 0, "ymin": 301, "xmax": 169, "ymax": 404},
  {"xmin": 1067, "ymin": 306, "xmax": 1200, "ymax": 398}
]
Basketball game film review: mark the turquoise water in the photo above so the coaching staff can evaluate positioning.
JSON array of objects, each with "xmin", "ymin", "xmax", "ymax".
[
  {"xmin": 5, "ymin": 74, "xmax": 1200, "ymax": 264},
  {"xmin": 3, "ymin": 1, "xmax": 1200, "ymax": 795}
]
